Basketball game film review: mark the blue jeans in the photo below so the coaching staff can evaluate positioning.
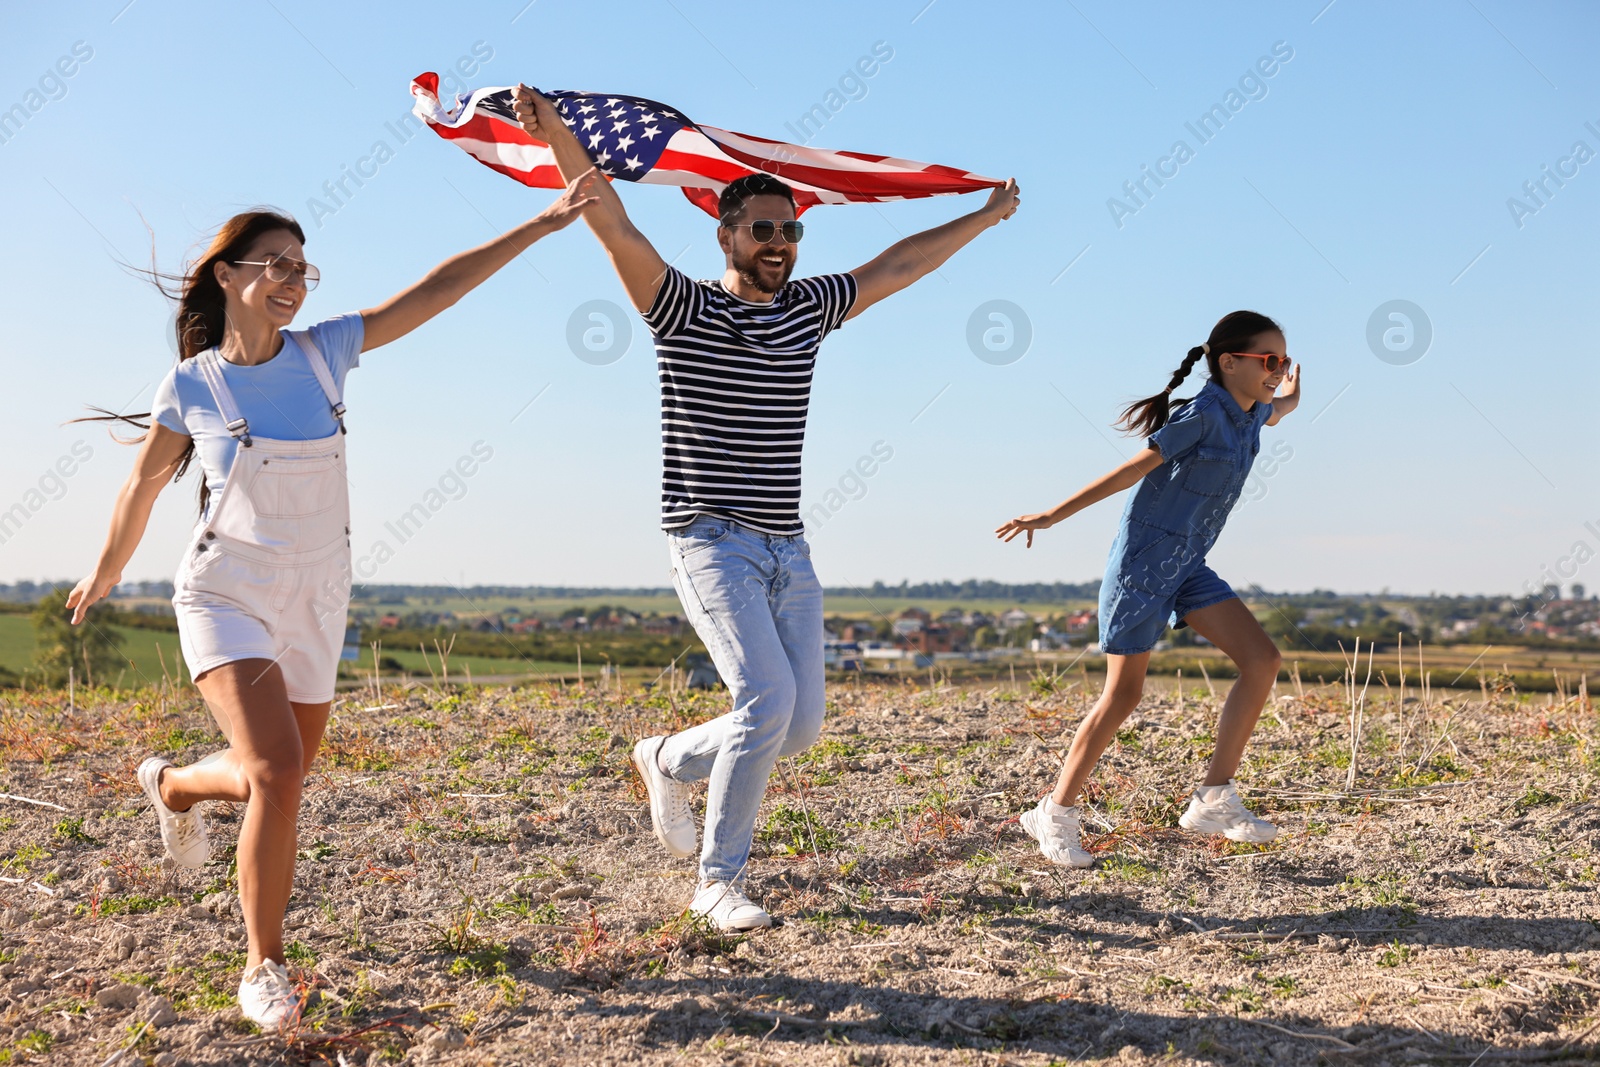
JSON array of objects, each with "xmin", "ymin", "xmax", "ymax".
[{"xmin": 658, "ymin": 516, "xmax": 825, "ymax": 884}]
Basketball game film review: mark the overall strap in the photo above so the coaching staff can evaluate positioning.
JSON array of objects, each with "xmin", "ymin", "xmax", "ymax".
[
  {"xmin": 192, "ymin": 350, "xmax": 252, "ymax": 447},
  {"xmin": 292, "ymin": 330, "xmax": 347, "ymax": 434}
]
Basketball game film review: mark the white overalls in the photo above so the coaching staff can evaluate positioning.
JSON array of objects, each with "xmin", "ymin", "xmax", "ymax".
[{"xmin": 171, "ymin": 332, "xmax": 352, "ymax": 704}]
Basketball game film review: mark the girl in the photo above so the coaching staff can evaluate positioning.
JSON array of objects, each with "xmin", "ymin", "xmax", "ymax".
[
  {"xmin": 995, "ymin": 311, "xmax": 1301, "ymax": 867},
  {"xmin": 65, "ymin": 176, "xmax": 596, "ymax": 1027}
]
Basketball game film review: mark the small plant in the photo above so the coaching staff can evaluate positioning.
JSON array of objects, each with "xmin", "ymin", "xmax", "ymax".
[
  {"xmin": 15, "ymin": 1031, "xmax": 54, "ymax": 1055},
  {"xmin": 758, "ymin": 804, "xmax": 840, "ymax": 856},
  {"xmin": 1377, "ymin": 939, "xmax": 1412, "ymax": 968},
  {"xmin": 1514, "ymin": 786, "xmax": 1561, "ymax": 813},
  {"xmin": 53, "ymin": 816, "xmax": 101, "ymax": 845}
]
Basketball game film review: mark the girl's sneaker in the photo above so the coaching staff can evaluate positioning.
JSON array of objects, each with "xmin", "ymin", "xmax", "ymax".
[
  {"xmin": 1179, "ymin": 780, "xmax": 1277, "ymax": 843},
  {"xmin": 1019, "ymin": 796, "xmax": 1094, "ymax": 868},
  {"xmin": 137, "ymin": 757, "xmax": 209, "ymax": 868},
  {"xmin": 238, "ymin": 959, "xmax": 302, "ymax": 1029}
]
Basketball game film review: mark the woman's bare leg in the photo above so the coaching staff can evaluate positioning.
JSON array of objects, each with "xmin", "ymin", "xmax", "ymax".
[
  {"xmin": 1180, "ymin": 598, "xmax": 1282, "ymax": 786},
  {"xmin": 169, "ymin": 660, "xmax": 329, "ymax": 967},
  {"xmin": 161, "ymin": 698, "xmax": 331, "ymax": 809},
  {"xmin": 1049, "ymin": 652, "xmax": 1151, "ymax": 807}
]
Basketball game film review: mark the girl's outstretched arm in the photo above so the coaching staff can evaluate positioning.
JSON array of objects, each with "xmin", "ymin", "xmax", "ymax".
[
  {"xmin": 1265, "ymin": 363, "xmax": 1301, "ymax": 425},
  {"xmin": 358, "ymin": 169, "xmax": 600, "ymax": 352},
  {"xmin": 66, "ymin": 424, "xmax": 192, "ymax": 624},
  {"xmin": 995, "ymin": 448, "xmax": 1164, "ymax": 548}
]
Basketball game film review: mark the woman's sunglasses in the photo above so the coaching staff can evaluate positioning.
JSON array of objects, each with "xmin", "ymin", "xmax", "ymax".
[
  {"xmin": 232, "ymin": 254, "xmax": 321, "ymax": 291},
  {"xmin": 725, "ymin": 219, "xmax": 804, "ymax": 244},
  {"xmin": 1226, "ymin": 351, "xmax": 1292, "ymax": 374}
]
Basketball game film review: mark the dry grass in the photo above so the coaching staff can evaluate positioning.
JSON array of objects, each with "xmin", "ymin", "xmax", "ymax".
[{"xmin": 0, "ymin": 675, "xmax": 1597, "ymax": 1066}]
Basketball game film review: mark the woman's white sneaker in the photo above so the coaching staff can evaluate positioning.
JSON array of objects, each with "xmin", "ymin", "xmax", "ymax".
[
  {"xmin": 690, "ymin": 881, "xmax": 772, "ymax": 931},
  {"xmin": 238, "ymin": 959, "xmax": 301, "ymax": 1029},
  {"xmin": 1019, "ymin": 796, "xmax": 1094, "ymax": 868},
  {"xmin": 1178, "ymin": 779, "xmax": 1278, "ymax": 843},
  {"xmin": 137, "ymin": 757, "xmax": 209, "ymax": 868},
  {"xmin": 632, "ymin": 736, "xmax": 697, "ymax": 858}
]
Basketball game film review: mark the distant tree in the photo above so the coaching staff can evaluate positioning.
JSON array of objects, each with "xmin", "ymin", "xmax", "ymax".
[{"xmin": 30, "ymin": 588, "xmax": 125, "ymax": 688}]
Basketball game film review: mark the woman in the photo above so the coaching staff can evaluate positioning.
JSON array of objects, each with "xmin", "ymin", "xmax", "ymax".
[{"xmin": 65, "ymin": 174, "xmax": 596, "ymax": 1027}]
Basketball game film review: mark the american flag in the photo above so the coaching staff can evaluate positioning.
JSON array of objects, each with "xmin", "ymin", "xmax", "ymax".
[{"xmin": 409, "ymin": 72, "xmax": 1001, "ymax": 217}]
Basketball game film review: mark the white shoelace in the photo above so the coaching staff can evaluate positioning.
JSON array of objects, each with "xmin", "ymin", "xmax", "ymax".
[
  {"xmin": 170, "ymin": 810, "xmax": 203, "ymax": 847},
  {"xmin": 699, "ymin": 881, "xmax": 755, "ymax": 914},
  {"xmin": 666, "ymin": 780, "xmax": 691, "ymax": 823},
  {"xmin": 243, "ymin": 961, "xmax": 297, "ymax": 1008}
]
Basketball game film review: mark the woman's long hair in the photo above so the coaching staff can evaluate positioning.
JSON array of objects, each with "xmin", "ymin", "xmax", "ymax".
[
  {"xmin": 76, "ymin": 211, "xmax": 307, "ymax": 515},
  {"xmin": 1117, "ymin": 310, "xmax": 1283, "ymax": 437}
]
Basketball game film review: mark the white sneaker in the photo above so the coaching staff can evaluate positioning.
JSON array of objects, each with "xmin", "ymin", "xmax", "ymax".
[
  {"xmin": 632, "ymin": 736, "xmax": 696, "ymax": 859},
  {"xmin": 1179, "ymin": 780, "xmax": 1278, "ymax": 843},
  {"xmin": 137, "ymin": 757, "xmax": 209, "ymax": 868},
  {"xmin": 238, "ymin": 959, "xmax": 301, "ymax": 1029},
  {"xmin": 690, "ymin": 881, "xmax": 772, "ymax": 931},
  {"xmin": 1019, "ymin": 796, "xmax": 1094, "ymax": 868}
]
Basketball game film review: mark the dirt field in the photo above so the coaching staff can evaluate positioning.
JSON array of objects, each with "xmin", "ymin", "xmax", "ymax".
[{"xmin": 1, "ymin": 670, "xmax": 1597, "ymax": 1065}]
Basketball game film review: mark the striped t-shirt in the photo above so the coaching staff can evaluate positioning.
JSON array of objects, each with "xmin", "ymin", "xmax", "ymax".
[{"xmin": 643, "ymin": 266, "xmax": 858, "ymax": 535}]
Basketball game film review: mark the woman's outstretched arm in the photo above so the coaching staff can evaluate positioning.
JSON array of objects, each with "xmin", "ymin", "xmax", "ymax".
[
  {"xmin": 358, "ymin": 170, "xmax": 599, "ymax": 352},
  {"xmin": 67, "ymin": 424, "xmax": 191, "ymax": 624}
]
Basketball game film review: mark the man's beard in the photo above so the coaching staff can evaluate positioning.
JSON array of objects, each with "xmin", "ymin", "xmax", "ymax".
[{"xmin": 732, "ymin": 247, "xmax": 794, "ymax": 294}]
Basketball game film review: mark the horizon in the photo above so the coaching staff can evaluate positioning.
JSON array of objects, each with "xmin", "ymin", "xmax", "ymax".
[{"xmin": 2, "ymin": 577, "xmax": 1590, "ymax": 604}]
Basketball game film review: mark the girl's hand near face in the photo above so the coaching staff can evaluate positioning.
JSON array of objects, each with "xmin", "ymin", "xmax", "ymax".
[{"xmin": 1267, "ymin": 363, "xmax": 1301, "ymax": 424}]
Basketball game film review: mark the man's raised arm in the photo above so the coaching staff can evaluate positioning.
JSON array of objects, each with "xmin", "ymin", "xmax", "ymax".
[
  {"xmin": 513, "ymin": 84, "xmax": 670, "ymax": 312},
  {"xmin": 845, "ymin": 179, "xmax": 1020, "ymax": 321}
]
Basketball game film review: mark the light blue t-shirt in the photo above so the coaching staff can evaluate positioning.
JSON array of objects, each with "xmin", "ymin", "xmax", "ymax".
[{"xmin": 151, "ymin": 313, "xmax": 364, "ymax": 517}]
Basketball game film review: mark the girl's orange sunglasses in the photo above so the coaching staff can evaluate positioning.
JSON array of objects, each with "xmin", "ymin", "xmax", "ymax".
[{"xmin": 1226, "ymin": 351, "xmax": 1293, "ymax": 374}]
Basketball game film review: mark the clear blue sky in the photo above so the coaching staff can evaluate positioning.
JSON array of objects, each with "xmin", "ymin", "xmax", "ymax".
[{"xmin": 2, "ymin": 1, "xmax": 1596, "ymax": 596}]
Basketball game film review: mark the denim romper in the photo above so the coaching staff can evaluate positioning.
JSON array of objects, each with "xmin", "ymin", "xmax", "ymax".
[{"xmin": 1097, "ymin": 379, "xmax": 1272, "ymax": 655}]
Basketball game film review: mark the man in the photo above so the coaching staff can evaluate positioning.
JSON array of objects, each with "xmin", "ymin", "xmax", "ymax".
[{"xmin": 513, "ymin": 84, "xmax": 1018, "ymax": 930}]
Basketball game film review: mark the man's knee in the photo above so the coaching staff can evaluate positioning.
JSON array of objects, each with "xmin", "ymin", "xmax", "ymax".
[
  {"xmin": 733, "ymin": 673, "xmax": 798, "ymax": 746},
  {"xmin": 778, "ymin": 698, "xmax": 824, "ymax": 756}
]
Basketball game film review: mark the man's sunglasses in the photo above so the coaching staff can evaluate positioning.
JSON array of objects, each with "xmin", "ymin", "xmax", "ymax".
[
  {"xmin": 724, "ymin": 219, "xmax": 804, "ymax": 244},
  {"xmin": 232, "ymin": 254, "xmax": 321, "ymax": 290},
  {"xmin": 1226, "ymin": 351, "xmax": 1292, "ymax": 374}
]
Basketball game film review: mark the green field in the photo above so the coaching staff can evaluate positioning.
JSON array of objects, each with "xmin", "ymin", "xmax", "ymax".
[
  {"xmin": 0, "ymin": 614, "xmax": 607, "ymax": 689},
  {"xmin": 0, "ymin": 613, "xmax": 189, "ymax": 687}
]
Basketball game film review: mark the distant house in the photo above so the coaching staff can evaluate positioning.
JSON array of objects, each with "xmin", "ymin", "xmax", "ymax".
[
  {"xmin": 1065, "ymin": 609, "xmax": 1096, "ymax": 633},
  {"xmin": 642, "ymin": 614, "xmax": 685, "ymax": 635},
  {"xmin": 893, "ymin": 607, "xmax": 930, "ymax": 636},
  {"xmin": 999, "ymin": 608, "xmax": 1033, "ymax": 630},
  {"xmin": 509, "ymin": 619, "xmax": 543, "ymax": 634},
  {"xmin": 900, "ymin": 623, "xmax": 967, "ymax": 655},
  {"xmin": 378, "ymin": 614, "xmax": 401, "ymax": 629},
  {"xmin": 841, "ymin": 621, "xmax": 877, "ymax": 643}
]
